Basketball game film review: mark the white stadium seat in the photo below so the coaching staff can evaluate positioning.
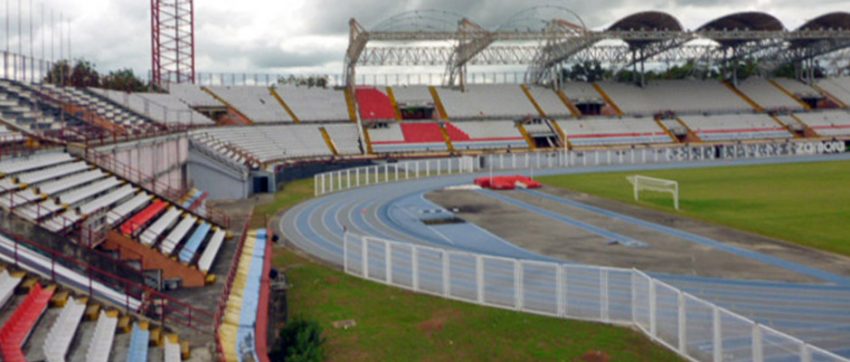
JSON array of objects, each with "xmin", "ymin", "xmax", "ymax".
[
  {"xmin": 140, "ymin": 207, "xmax": 182, "ymax": 246},
  {"xmin": 85, "ymin": 310, "xmax": 118, "ymax": 362},
  {"xmin": 42, "ymin": 297, "xmax": 87, "ymax": 362},
  {"xmin": 198, "ymin": 229, "xmax": 226, "ymax": 273},
  {"xmin": 160, "ymin": 215, "xmax": 198, "ymax": 255}
]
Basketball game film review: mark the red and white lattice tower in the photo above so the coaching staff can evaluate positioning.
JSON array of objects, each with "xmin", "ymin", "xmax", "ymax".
[{"xmin": 151, "ymin": 0, "xmax": 195, "ymax": 87}]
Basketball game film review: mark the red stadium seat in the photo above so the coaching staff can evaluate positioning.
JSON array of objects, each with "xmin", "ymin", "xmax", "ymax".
[
  {"xmin": 120, "ymin": 200, "xmax": 167, "ymax": 236},
  {"xmin": 356, "ymin": 87, "xmax": 396, "ymax": 121},
  {"xmin": 0, "ymin": 283, "xmax": 55, "ymax": 362}
]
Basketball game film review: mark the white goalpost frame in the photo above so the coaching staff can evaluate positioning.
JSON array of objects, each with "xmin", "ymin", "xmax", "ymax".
[{"xmin": 627, "ymin": 175, "xmax": 680, "ymax": 210}]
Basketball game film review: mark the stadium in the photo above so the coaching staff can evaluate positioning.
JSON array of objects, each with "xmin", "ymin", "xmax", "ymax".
[{"xmin": 0, "ymin": 1, "xmax": 849, "ymax": 361}]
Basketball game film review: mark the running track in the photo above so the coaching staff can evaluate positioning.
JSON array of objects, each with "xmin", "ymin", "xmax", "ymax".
[{"xmin": 281, "ymin": 154, "xmax": 850, "ymax": 355}]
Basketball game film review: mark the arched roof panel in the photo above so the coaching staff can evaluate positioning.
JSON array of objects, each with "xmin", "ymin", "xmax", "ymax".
[
  {"xmin": 698, "ymin": 12, "xmax": 784, "ymax": 32},
  {"xmin": 608, "ymin": 11, "xmax": 683, "ymax": 32}
]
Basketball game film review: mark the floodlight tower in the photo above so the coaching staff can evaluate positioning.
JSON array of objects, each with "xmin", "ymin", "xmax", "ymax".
[{"xmin": 151, "ymin": 0, "xmax": 195, "ymax": 88}]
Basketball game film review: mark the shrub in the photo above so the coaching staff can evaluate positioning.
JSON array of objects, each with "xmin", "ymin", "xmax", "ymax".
[{"xmin": 270, "ymin": 316, "xmax": 325, "ymax": 362}]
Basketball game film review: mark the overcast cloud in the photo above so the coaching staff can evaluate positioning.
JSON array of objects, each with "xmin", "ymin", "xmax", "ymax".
[{"xmin": 16, "ymin": 0, "xmax": 850, "ymax": 77}]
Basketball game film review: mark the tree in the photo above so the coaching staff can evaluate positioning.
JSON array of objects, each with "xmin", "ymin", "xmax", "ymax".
[
  {"xmin": 269, "ymin": 317, "xmax": 325, "ymax": 362},
  {"xmin": 562, "ymin": 60, "xmax": 606, "ymax": 83},
  {"xmin": 277, "ymin": 75, "xmax": 329, "ymax": 88},
  {"xmin": 101, "ymin": 68, "xmax": 148, "ymax": 92},
  {"xmin": 44, "ymin": 59, "xmax": 100, "ymax": 87}
]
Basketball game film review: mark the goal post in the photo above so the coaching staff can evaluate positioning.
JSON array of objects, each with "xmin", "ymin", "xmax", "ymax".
[{"xmin": 626, "ymin": 175, "xmax": 679, "ymax": 210}]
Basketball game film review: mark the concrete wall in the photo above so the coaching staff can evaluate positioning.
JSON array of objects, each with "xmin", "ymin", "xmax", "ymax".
[
  {"xmin": 188, "ymin": 147, "xmax": 251, "ymax": 200},
  {"xmin": 94, "ymin": 134, "xmax": 190, "ymax": 193}
]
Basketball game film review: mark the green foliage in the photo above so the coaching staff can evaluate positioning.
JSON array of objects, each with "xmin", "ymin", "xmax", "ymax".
[
  {"xmin": 101, "ymin": 68, "xmax": 148, "ymax": 92},
  {"xmin": 44, "ymin": 59, "xmax": 100, "ymax": 87},
  {"xmin": 44, "ymin": 59, "xmax": 154, "ymax": 91},
  {"xmin": 271, "ymin": 317, "xmax": 325, "ymax": 362},
  {"xmin": 538, "ymin": 160, "xmax": 850, "ymax": 256},
  {"xmin": 562, "ymin": 60, "xmax": 605, "ymax": 82},
  {"xmin": 277, "ymin": 75, "xmax": 329, "ymax": 88}
]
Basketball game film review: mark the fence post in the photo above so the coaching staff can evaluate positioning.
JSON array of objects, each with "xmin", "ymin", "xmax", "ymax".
[
  {"xmin": 514, "ymin": 259, "xmax": 523, "ymax": 310},
  {"xmin": 415, "ymin": 161, "xmax": 420, "ymax": 178},
  {"xmin": 356, "ymin": 168, "xmax": 360, "ymax": 187},
  {"xmin": 411, "ymin": 246, "xmax": 419, "ymax": 291},
  {"xmin": 752, "ymin": 323, "xmax": 763, "ymax": 362},
  {"xmin": 678, "ymin": 291, "xmax": 687, "ymax": 354},
  {"xmin": 442, "ymin": 250, "xmax": 449, "ymax": 297},
  {"xmin": 328, "ymin": 172, "xmax": 334, "ymax": 192},
  {"xmin": 426, "ymin": 160, "xmax": 431, "ymax": 177},
  {"xmin": 394, "ymin": 164, "xmax": 399, "ymax": 181},
  {"xmin": 600, "ymin": 269, "xmax": 609, "ymax": 322},
  {"xmin": 338, "ymin": 171, "xmax": 343, "ymax": 190},
  {"xmin": 404, "ymin": 163, "xmax": 409, "ymax": 179},
  {"xmin": 476, "ymin": 255, "xmax": 484, "ymax": 304},
  {"xmin": 320, "ymin": 173, "xmax": 325, "ymax": 194},
  {"xmin": 385, "ymin": 241, "xmax": 392, "ymax": 284},
  {"xmin": 314, "ymin": 174, "xmax": 318, "ymax": 196},
  {"xmin": 649, "ymin": 279, "xmax": 657, "ymax": 339},
  {"xmin": 384, "ymin": 164, "xmax": 389, "ymax": 182},
  {"xmin": 436, "ymin": 159, "xmax": 441, "ymax": 176},
  {"xmin": 713, "ymin": 306, "xmax": 723, "ymax": 362},
  {"xmin": 347, "ymin": 169, "xmax": 351, "ymax": 189},
  {"xmin": 362, "ymin": 237, "xmax": 369, "ymax": 278},
  {"xmin": 800, "ymin": 344, "xmax": 812, "ymax": 362},
  {"xmin": 342, "ymin": 232, "xmax": 348, "ymax": 273},
  {"xmin": 557, "ymin": 264, "xmax": 565, "ymax": 317}
]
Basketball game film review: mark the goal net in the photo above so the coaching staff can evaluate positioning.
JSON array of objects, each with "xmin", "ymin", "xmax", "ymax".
[{"xmin": 626, "ymin": 175, "xmax": 679, "ymax": 210}]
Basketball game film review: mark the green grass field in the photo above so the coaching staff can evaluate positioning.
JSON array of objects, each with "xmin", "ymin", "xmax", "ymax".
[
  {"xmin": 264, "ymin": 179, "xmax": 680, "ymax": 361},
  {"xmin": 537, "ymin": 160, "xmax": 850, "ymax": 257}
]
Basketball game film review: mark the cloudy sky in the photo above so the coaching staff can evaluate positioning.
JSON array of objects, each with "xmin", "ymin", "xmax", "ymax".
[{"xmin": 15, "ymin": 0, "xmax": 850, "ymax": 77}]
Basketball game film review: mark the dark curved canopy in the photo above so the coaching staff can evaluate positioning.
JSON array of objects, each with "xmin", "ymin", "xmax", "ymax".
[
  {"xmin": 798, "ymin": 12, "xmax": 850, "ymax": 31},
  {"xmin": 608, "ymin": 11, "xmax": 683, "ymax": 32},
  {"xmin": 698, "ymin": 12, "xmax": 784, "ymax": 32}
]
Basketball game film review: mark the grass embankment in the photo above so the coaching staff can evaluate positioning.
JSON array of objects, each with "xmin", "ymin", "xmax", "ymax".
[
  {"xmin": 261, "ymin": 178, "xmax": 681, "ymax": 361},
  {"xmin": 538, "ymin": 160, "xmax": 850, "ymax": 257}
]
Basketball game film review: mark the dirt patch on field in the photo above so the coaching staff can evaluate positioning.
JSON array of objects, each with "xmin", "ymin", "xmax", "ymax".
[
  {"xmin": 418, "ymin": 309, "xmax": 461, "ymax": 337},
  {"xmin": 580, "ymin": 350, "xmax": 611, "ymax": 362}
]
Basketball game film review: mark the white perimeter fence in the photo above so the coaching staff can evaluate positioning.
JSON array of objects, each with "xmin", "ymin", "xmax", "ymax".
[
  {"xmin": 315, "ymin": 140, "xmax": 848, "ymax": 196},
  {"xmin": 343, "ymin": 233, "xmax": 848, "ymax": 362}
]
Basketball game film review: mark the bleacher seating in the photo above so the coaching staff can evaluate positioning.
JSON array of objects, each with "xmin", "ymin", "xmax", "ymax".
[
  {"xmin": 42, "ymin": 296, "xmax": 87, "ymax": 362},
  {"xmin": 0, "ymin": 125, "xmax": 23, "ymax": 143},
  {"xmin": 324, "ymin": 124, "xmax": 362, "ymax": 155},
  {"xmin": 90, "ymin": 88, "xmax": 215, "ymax": 126},
  {"xmin": 369, "ymin": 122, "xmax": 448, "ymax": 153},
  {"xmin": 390, "ymin": 85, "xmax": 433, "ymax": 106},
  {"xmin": 679, "ymin": 113, "xmax": 793, "ymax": 141},
  {"xmin": 192, "ymin": 124, "xmax": 361, "ymax": 164},
  {"xmin": 436, "ymin": 85, "xmax": 537, "ymax": 119},
  {"xmin": 561, "ymin": 82, "xmax": 605, "ymax": 104},
  {"xmin": 0, "ymin": 81, "xmax": 97, "ymax": 139},
  {"xmin": 164, "ymin": 334, "xmax": 183, "ymax": 362},
  {"xmin": 219, "ymin": 229, "xmax": 268, "ymax": 362},
  {"xmin": 736, "ymin": 78, "xmax": 803, "ymax": 110},
  {"xmin": 448, "ymin": 121, "xmax": 529, "ymax": 150},
  {"xmin": 772, "ymin": 78, "xmax": 822, "ymax": 99},
  {"xmin": 817, "ymin": 77, "xmax": 850, "ymax": 106},
  {"xmin": 126, "ymin": 322, "xmax": 150, "ymax": 362},
  {"xmin": 0, "ymin": 152, "xmax": 227, "ymax": 279},
  {"xmin": 0, "ymin": 283, "xmax": 54, "ymax": 361},
  {"xmin": 273, "ymin": 85, "xmax": 349, "ymax": 122},
  {"xmin": 794, "ymin": 110, "xmax": 850, "ymax": 137},
  {"xmin": 205, "ymin": 86, "xmax": 292, "ymax": 123},
  {"xmin": 557, "ymin": 117, "xmax": 673, "ymax": 146},
  {"xmin": 527, "ymin": 86, "xmax": 572, "ymax": 117},
  {"xmin": 598, "ymin": 80, "xmax": 751, "ymax": 115},
  {"xmin": 356, "ymin": 87, "xmax": 396, "ymax": 121},
  {"xmin": 85, "ymin": 310, "xmax": 118, "ymax": 362},
  {"xmin": 31, "ymin": 83, "xmax": 162, "ymax": 134},
  {"xmin": 169, "ymin": 84, "xmax": 225, "ymax": 107},
  {"xmin": 0, "ymin": 270, "xmax": 22, "ymax": 307}
]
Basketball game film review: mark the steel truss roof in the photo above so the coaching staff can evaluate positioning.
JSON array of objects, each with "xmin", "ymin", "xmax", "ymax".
[{"xmin": 344, "ymin": 10, "xmax": 850, "ymax": 88}]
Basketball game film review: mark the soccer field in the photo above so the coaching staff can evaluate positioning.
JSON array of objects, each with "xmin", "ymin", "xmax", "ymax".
[{"xmin": 537, "ymin": 160, "xmax": 850, "ymax": 257}]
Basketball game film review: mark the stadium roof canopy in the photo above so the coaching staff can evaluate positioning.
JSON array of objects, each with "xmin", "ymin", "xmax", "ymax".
[
  {"xmin": 344, "ymin": 8, "xmax": 850, "ymax": 88},
  {"xmin": 608, "ymin": 11, "xmax": 683, "ymax": 32}
]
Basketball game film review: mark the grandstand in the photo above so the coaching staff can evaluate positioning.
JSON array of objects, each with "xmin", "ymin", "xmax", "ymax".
[{"xmin": 0, "ymin": 4, "xmax": 847, "ymax": 362}]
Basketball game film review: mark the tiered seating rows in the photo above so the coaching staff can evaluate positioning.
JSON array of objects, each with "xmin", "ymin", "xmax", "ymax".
[
  {"xmin": 557, "ymin": 117, "xmax": 673, "ymax": 147},
  {"xmin": 219, "ymin": 229, "xmax": 268, "ymax": 361}
]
